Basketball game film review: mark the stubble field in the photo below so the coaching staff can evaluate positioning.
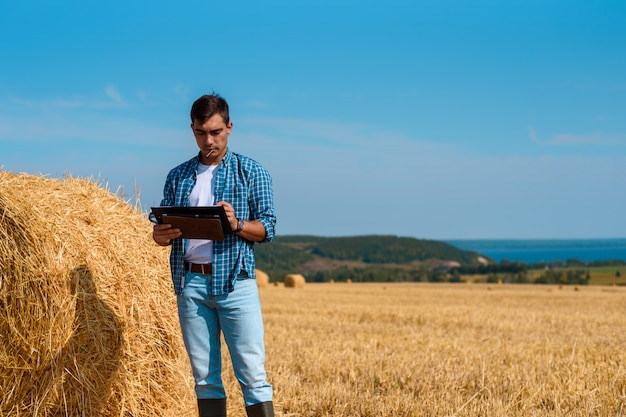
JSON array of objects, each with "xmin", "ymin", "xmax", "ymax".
[{"xmin": 221, "ymin": 283, "xmax": 625, "ymax": 417}]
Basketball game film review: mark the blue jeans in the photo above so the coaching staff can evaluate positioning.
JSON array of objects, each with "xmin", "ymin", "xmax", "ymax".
[{"xmin": 177, "ymin": 273, "xmax": 272, "ymax": 406}]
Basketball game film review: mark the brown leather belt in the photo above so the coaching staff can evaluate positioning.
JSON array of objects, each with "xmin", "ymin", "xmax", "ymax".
[{"xmin": 184, "ymin": 262, "xmax": 212, "ymax": 275}]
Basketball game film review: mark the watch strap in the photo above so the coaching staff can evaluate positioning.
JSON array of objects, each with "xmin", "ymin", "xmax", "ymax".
[{"xmin": 233, "ymin": 218, "xmax": 244, "ymax": 233}]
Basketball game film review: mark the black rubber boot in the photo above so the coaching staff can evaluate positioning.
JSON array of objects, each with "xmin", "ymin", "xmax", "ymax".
[
  {"xmin": 197, "ymin": 398, "xmax": 227, "ymax": 417},
  {"xmin": 245, "ymin": 401, "xmax": 274, "ymax": 417}
]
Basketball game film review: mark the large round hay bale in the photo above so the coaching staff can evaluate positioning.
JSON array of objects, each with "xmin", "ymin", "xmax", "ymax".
[
  {"xmin": 0, "ymin": 171, "xmax": 194, "ymax": 417},
  {"xmin": 284, "ymin": 274, "xmax": 306, "ymax": 288},
  {"xmin": 255, "ymin": 269, "xmax": 270, "ymax": 288}
]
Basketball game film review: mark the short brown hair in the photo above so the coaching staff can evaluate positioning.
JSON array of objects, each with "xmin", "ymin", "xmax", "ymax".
[{"xmin": 190, "ymin": 94, "xmax": 230, "ymax": 124}]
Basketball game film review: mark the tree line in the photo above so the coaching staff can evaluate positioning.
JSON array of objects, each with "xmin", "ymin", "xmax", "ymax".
[
  {"xmin": 302, "ymin": 266, "xmax": 591, "ymax": 285},
  {"xmin": 254, "ymin": 235, "xmax": 624, "ymax": 285}
]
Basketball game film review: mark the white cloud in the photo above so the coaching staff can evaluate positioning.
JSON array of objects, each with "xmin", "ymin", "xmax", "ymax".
[
  {"xmin": 239, "ymin": 116, "xmax": 396, "ymax": 149},
  {"xmin": 0, "ymin": 111, "xmax": 188, "ymax": 147},
  {"xmin": 104, "ymin": 85, "xmax": 126, "ymax": 106},
  {"xmin": 548, "ymin": 133, "xmax": 621, "ymax": 146},
  {"xmin": 528, "ymin": 126, "xmax": 540, "ymax": 144},
  {"xmin": 243, "ymin": 100, "xmax": 269, "ymax": 109},
  {"xmin": 4, "ymin": 86, "xmax": 129, "ymax": 111},
  {"xmin": 528, "ymin": 125, "xmax": 624, "ymax": 146}
]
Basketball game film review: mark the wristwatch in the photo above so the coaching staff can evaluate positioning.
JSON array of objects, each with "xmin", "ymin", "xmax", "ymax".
[{"xmin": 233, "ymin": 218, "xmax": 245, "ymax": 233}]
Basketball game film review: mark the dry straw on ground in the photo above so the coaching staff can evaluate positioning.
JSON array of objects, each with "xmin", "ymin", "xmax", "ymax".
[
  {"xmin": 258, "ymin": 283, "xmax": 626, "ymax": 417},
  {"xmin": 0, "ymin": 171, "xmax": 195, "ymax": 417}
]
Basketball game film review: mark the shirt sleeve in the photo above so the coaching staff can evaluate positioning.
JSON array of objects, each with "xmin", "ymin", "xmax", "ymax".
[
  {"xmin": 160, "ymin": 170, "xmax": 176, "ymax": 206},
  {"xmin": 249, "ymin": 164, "xmax": 276, "ymax": 243}
]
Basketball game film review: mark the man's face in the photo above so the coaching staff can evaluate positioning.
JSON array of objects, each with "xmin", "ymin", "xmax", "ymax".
[{"xmin": 191, "ymin": 113, "xmax": 232, "ymax": 165}]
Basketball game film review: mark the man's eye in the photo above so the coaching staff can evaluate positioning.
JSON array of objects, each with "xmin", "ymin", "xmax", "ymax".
[{"xmin": 210, "ymin": 129, "xmax": 222, "ymax": 136}]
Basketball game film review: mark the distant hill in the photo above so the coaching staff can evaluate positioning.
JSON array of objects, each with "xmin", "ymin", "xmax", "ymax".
[{"xmin": 254, "ymin": 235, "xmax": 485, "ymax": 283}]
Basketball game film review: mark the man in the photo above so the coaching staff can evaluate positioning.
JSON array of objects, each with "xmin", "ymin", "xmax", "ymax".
[{"xmin": 152, "ymin": 94, "xmax": 276, "ymax": 417}]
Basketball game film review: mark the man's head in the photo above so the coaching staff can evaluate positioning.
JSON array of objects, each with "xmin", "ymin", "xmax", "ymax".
[
  {"xmin": 190, "ymin": 94, "xmax": 230, "ymax": 125},
  {"xmin": 190, "ymin": 94, "xmax": 233, "ymax": 165}
]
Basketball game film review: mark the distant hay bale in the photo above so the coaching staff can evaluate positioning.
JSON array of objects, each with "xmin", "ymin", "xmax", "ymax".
[
  {"xmin": 346, "ymin": 278, "xmax": 352, "ymax": 284},
  {"xmin": 0, "ymin": 171, "xmax": 194, "ymax": 417},
  {"xmin": 255, "ymin": 269, "xmax": 270, "ymax": 288},
  {"xmin": 284, "ymin": 274, "xmax": 306, "ymax": 288}
]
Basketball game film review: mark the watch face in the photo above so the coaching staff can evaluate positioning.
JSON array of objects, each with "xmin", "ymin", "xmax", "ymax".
[{"xmin": 239, "ymin": 219, "xmax": 245, "ymax": 231}]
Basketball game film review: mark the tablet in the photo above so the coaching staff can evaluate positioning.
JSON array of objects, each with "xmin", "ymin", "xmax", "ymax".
[{"xmin": 150, "ymin": 206, "xmax": 233, "ymax": 240}]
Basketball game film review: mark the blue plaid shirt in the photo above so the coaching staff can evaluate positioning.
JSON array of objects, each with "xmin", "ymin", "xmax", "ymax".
[{"xmin": 161, "ymin": 149, "xmax": 276, "ymax": 295}]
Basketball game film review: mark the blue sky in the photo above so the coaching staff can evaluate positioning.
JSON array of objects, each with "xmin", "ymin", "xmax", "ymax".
[{"xmin": 1, "ymin": 0, "xmax": 625, "ymax": 239}]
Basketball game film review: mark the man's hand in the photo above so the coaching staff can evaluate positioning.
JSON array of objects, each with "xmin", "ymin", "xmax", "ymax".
[
  {"xmin": 152, "ymin": 223, "xmax": 182, "ymax": 246},
  {"xmin": 216, "ymin": 200, "xmax": 238, "ymax": 231}
]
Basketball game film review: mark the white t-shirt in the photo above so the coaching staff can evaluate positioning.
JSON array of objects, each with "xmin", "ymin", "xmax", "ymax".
[{"xmin": 184, "ymin": 163, "xmax": 218, "ymax": 264}]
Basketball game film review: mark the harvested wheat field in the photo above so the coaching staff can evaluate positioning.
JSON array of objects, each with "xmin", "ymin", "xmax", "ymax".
[
  {"xmin": 249, "ymin": 283, "xmax": 626, "ymax": 417},
  {"xmin": 0, "ymin": 171, "xmax": 195, "ymax": 416}
]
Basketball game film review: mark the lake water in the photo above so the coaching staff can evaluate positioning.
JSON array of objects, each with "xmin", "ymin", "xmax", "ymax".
[{"xmin": 446, "ymin": 238, "xmax": 626, "ymax": 264}]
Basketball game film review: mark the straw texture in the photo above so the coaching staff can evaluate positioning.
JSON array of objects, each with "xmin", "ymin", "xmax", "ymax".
[
  {"xmin": 283, "ymin": 274, "xmax": 306, "ymax": 288},
  {"xmin": 0, "ymin": 171, "xmax": 194, "ymax": 417},
  {"xmin": 255, "ymin": 269, "xmax": 270, "ymax": 288}
]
